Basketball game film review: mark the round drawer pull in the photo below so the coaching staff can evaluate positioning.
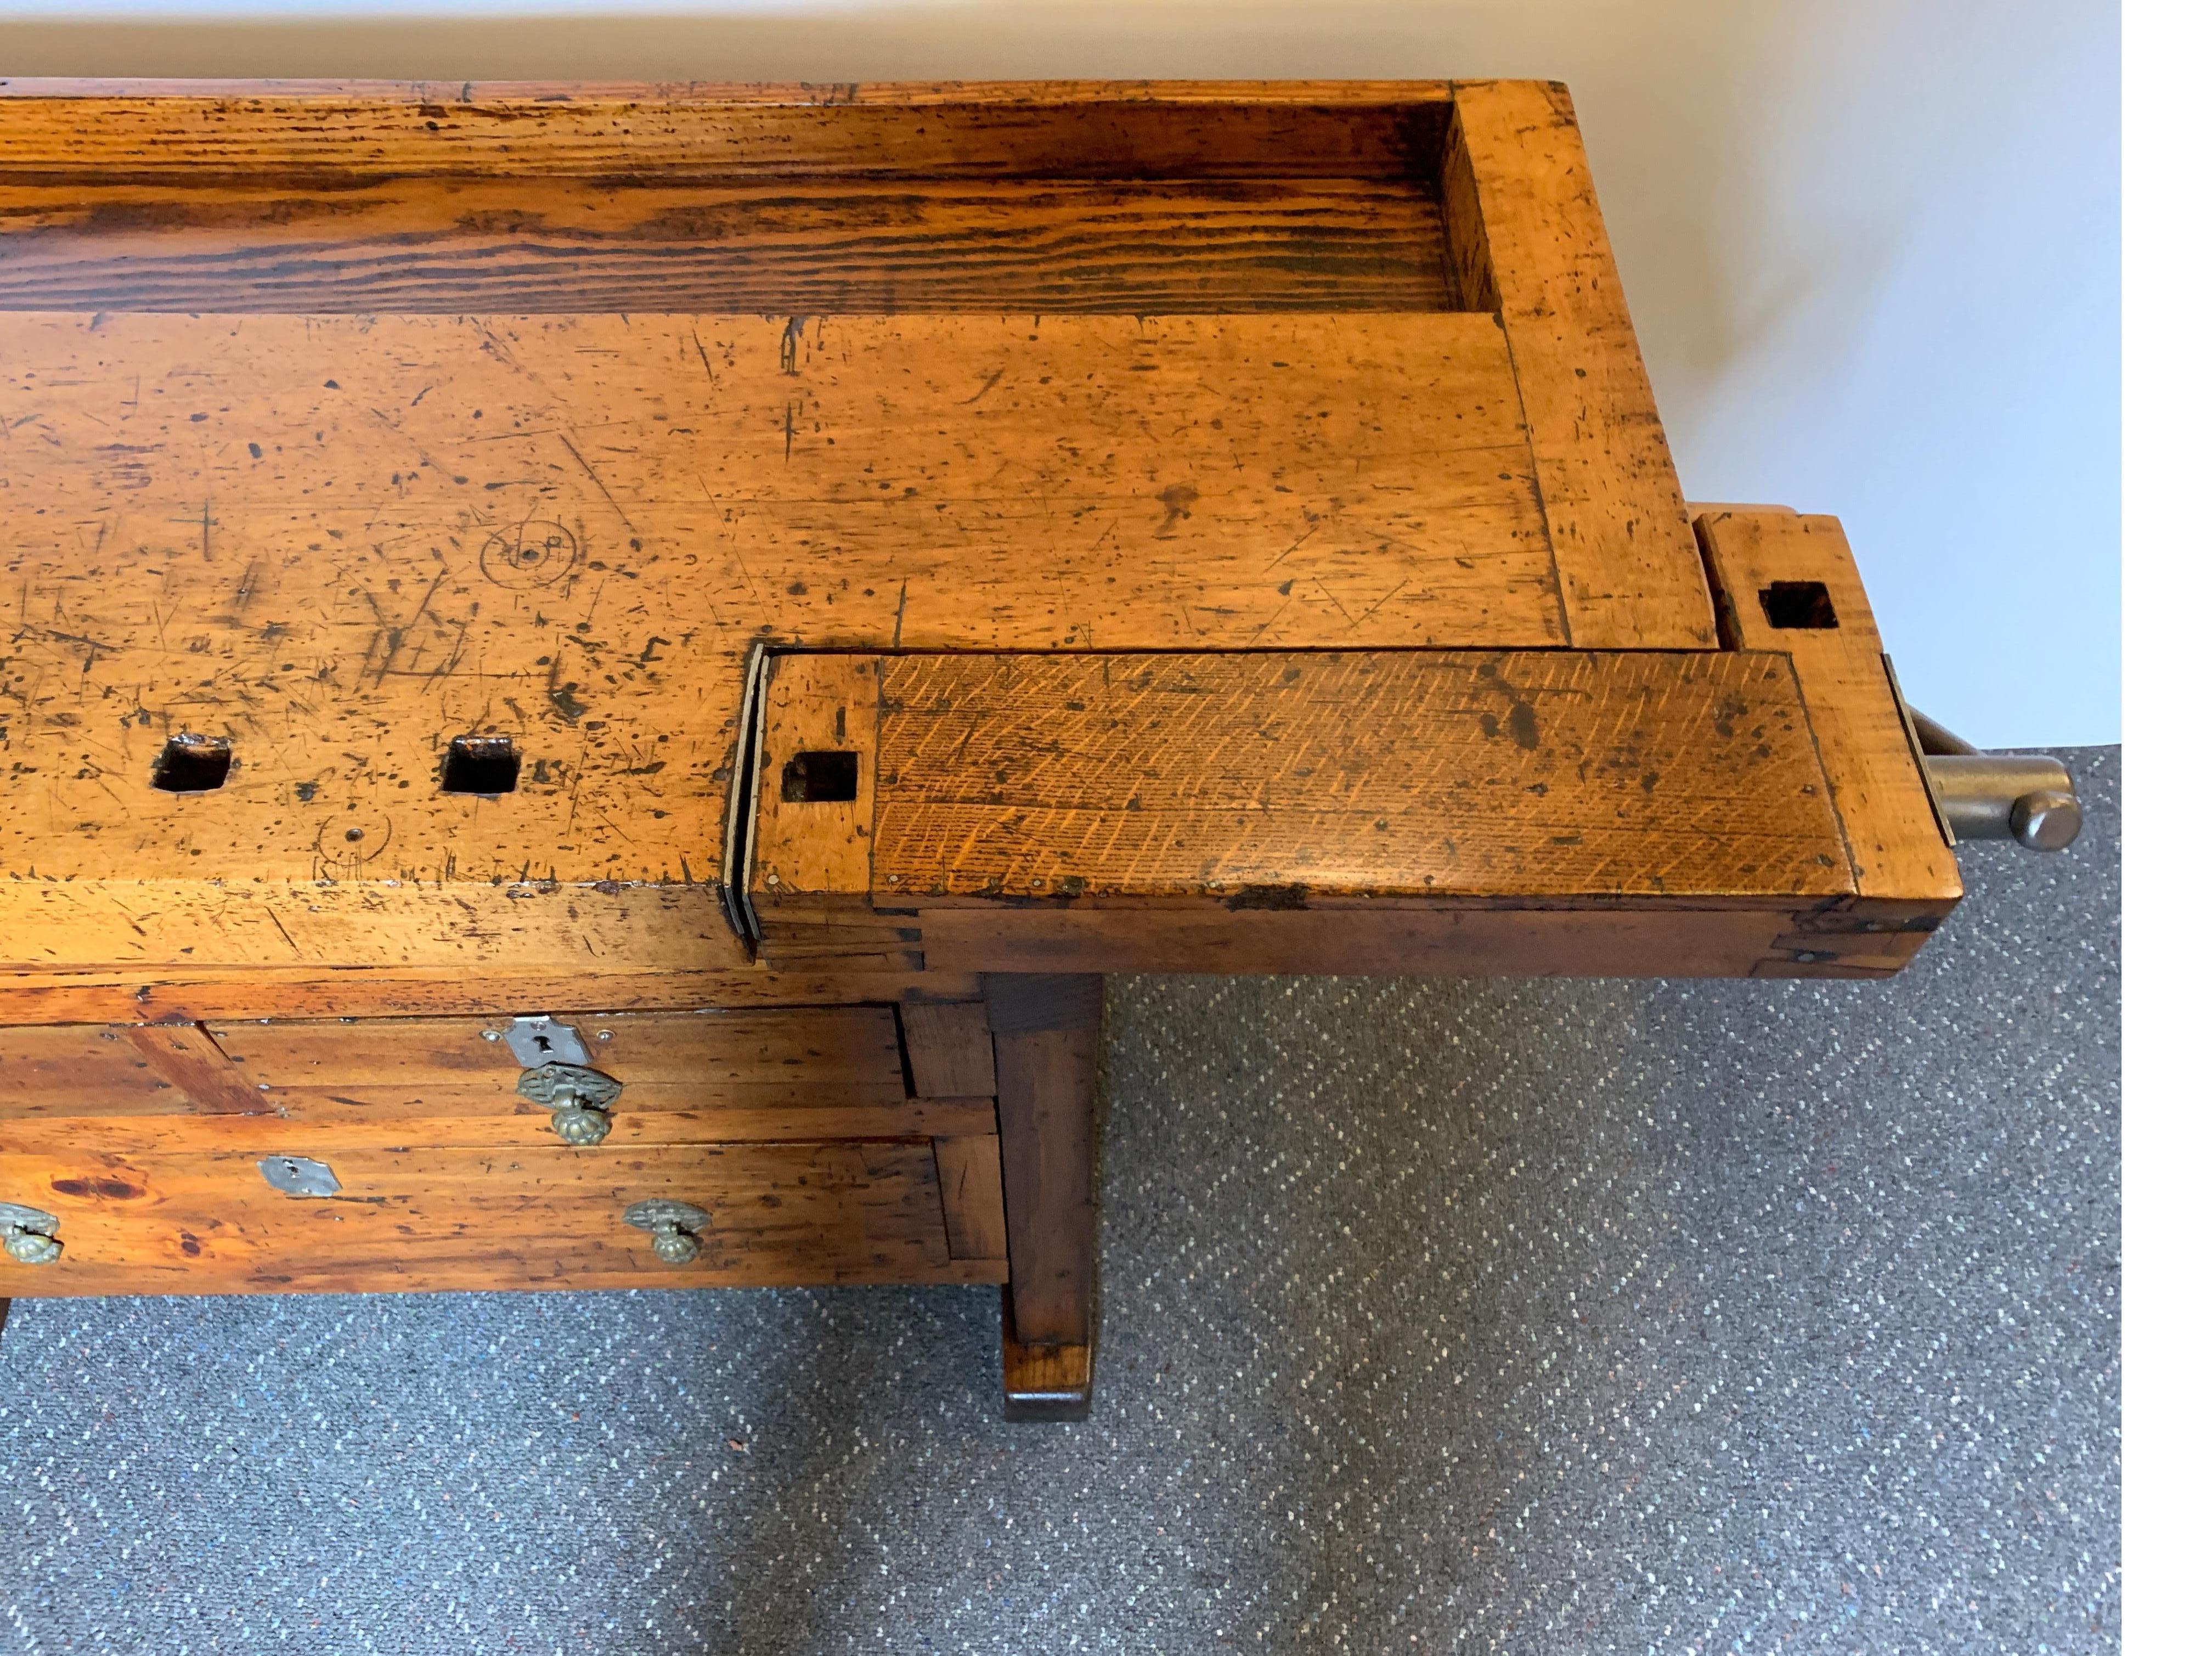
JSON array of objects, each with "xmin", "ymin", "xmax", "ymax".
[
  {"xmin": 516, "ymin": 1062, "xmax": 623, "ymax": 1146},
  {"xmin": 623, "ymin": 1199, "xmax": 710, "ymax": 1265},
  {"xmin": 1, "ymin": 1201, "xmax": 63, "ymax": 1266}
]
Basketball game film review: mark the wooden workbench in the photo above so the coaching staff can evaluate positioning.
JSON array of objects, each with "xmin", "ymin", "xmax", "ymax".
[{"xmin": 0, "ymin": 80, "xmax": 1959, "ymax": 1416}]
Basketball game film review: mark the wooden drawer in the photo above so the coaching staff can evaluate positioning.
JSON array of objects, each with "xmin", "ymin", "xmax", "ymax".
[
  {"xmin": 0, "ymin": 1136, "xmax": 1006, "ymax": 1297},
  {"xmin": 0, "ymin": 1008, "xmax": 994, "ymax": 1145},
  {"xmin": 0, "ymin": 1002, "xmax": 1010, "ymax": 1298}
]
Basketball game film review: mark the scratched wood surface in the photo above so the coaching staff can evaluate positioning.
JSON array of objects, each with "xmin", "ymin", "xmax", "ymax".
[
  {"xmin": 741, "ymin": 646, "xmax": 1899, "ymax": 976},
  {"xmin": 1694, "ymin": 506, "xmax": 1959, "ymax": 974},
  {"xmin": 0, "ymin": 83, "xmax": 1885, "ymax": 1006},
  {"xmin": 0, "ymin": 883, "xmax": 745, "ymax": 972},
  {"xmin": 1444, "ymin": 83, "xmax": 1714, "ymax": 650},
  {"xmin": 855, "ymin": 650, "xmax": 1852, "ymax": 902},
  {"xmin": 0, "ymin": 1137, "xmax": 1005, "ymax": 1297},
  {"xmin": 0, "ymin": 84, "xmax": 1961, "ymax": 1327},
  {"xmin": 0, "ymin": 311, "xmax": 1553, "ymax": 918},
  {"xmin": 932, "ymin": 1134, "xmax": 1009, "ymax": 1262},
  {"xmin": 752, "ymin": 656, "xmax": 882, "ymax": 909}
]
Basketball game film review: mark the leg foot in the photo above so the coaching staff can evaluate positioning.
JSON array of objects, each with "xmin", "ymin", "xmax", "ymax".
[
  {"xmin": 986, "ymin": 973, "xmax": 1102, "ymax": 1422},
  {"xmin": 1001, "ymin": 1287, "xmax": 1092, "ymax": 1421}
]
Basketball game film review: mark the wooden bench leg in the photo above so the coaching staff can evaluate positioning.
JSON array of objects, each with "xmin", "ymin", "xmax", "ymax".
[{"xmin": 985, "ymin": 973, "xmax": 1101, "ymax": 1422}]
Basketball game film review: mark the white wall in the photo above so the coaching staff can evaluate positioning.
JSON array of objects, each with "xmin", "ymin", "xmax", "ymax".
[{"xmin": 0, "ymin": 0, "xmax": 2119, "ymax": 745}]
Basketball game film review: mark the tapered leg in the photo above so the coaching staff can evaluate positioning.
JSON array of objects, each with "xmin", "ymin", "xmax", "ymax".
[{"xmin": 984, "ymin": 973, "xmax": 1101, "ymax": 1422}]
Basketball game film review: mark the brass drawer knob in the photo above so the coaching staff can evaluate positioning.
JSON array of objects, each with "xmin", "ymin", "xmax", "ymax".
[
  {"xmin": 1, "ymin": 1202, "xmax": 63, "ymax": 1266},
  {"xmin": 550, "ymin": 1105, "xmax": 613, "ymax": 1146},
  {"xmin": 516, "ymin": 1062, "xmax": 623, "ymax": 1146},
  {"xmin": 623, "ymin": 1198, "xmax": 710, "ymax": 1265}
]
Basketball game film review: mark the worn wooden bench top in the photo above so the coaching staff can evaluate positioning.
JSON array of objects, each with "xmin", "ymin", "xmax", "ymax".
[{"xmin": 0, "ymin": 79, "xmax": 1957, "ymax": 1015}]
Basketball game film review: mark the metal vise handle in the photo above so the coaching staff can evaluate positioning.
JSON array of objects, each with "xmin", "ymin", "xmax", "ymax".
[{"xmin": 1909, "ymin": 709, "xmax": 2081, "ymax": 852}]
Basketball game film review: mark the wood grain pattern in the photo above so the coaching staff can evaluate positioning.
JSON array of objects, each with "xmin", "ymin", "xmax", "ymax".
[
  {"xmin": 0, "ymin": 1023, "xmax": 204, "ymax": 1117},
  {"xmin": 1002, "ymin": 1285, "xmax": 1093, "ymax": 1422},
  {"xmin": 0, "ymin": 967, "xmax": 983, "ymax": 1027},
  {"xmin": 735, "ymin": 648, "xmax": 1944, "ymax": 978},
  {"xmin": 1, "ymin": 309, "xmax": 1557, "ymax": 985},
  {"xmin": 898, "ymin": 1000, "xmax": 997, "ymax": 1099},
  {"xmin": 1445, "ymin": 83, "xmax": 1714, "ymax": 649},
  {"xmin": 750, "ymin": 656, "xmax": 880, "ymax": 905},
  {"xmin": 857, "ymin": 650, "xmax": 1850, "ymax": 902},
  {"xmin": 208, "ymin": 1003, "xmax": 897, "ymax": 1082},
  {"xmin": 1, "ymin": 1004, "xmax": 996, "ymax": 1141},
  {"xmin": 1694, "ymin": 508, "xmax": 1960, "ymax": 908},
  {"xmin": 933, "ymin": 1134, "xmax": 1009, "ymax": 1261},
  {"xmin": 989, "ymin": 974, "xmax": 1100, "ymax": 1350},
  {"xmin": 0, "ymin": 1138, "xmax": 1004, "ymax": 1298},
  {"xmin": 203, "ymin": 1005, "xmax": 906, "ymax": 1114},
  {"xmin": 0, "ymin": 882, "xmax": 746, "ymax": 972},
  {"xmin": 0, "ymin": 82, "xmax": 1455, "ymax": 183},
  {"xmin": 0, "ymin": 177, "xmax": 1454, "ymax": 314},
  {"xmin": 0, "ymin": 1102, "xmax": 997, "ymax": 1156},
  {"xmin": 909, "ymin": 900, "xmax": 1911, "ymax": 979},
  {"xmin": 1437, "ymin": 99, "xmax": 1498, "ymax": 313},
  {"xmin": 122, "ymin": 1022, "xmax": 268, "ymax": 1114}
]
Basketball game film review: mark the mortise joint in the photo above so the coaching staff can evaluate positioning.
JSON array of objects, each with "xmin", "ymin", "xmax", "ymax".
[{"xmin": 781, "ymin": 750, "xmax": 860, "ymax": 803}]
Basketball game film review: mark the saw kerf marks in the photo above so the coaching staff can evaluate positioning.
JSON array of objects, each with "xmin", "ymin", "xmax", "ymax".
[{"xmin": 859, "ymin": 650, "xmax": 1850, "ymax": 903}]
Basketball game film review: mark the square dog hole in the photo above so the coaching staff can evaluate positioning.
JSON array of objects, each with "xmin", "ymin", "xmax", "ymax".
[
  {"xmin": 1757, "ymin": 581, "xmax": 1840, "ymax": 629},
  {"xmin": 441, "ymin": 735, "xmax": 521, "ymax": 795},
  {"xmin": 150, "ymin": 733, "xmax": 232, "ymax": 793},
  {"xmin": 781, "ymin": 750, "xmax": 860, "ymax": 803}
]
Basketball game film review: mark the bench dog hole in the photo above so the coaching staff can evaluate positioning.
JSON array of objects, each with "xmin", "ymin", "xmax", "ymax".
[
  {"xmin": 150, "ymin": 733, "xmax": 233, "ymax": 793},
  {"xmin": 1757, "ymin": 580, "xmax": 1840, "ymax": 629},
  {"xmin": 781, "ymin": 750, "xmax": 860, "ymax": 803},
  {"xmin": 441, "ymin": 734, "xmax": 522, "ymax": 795}
]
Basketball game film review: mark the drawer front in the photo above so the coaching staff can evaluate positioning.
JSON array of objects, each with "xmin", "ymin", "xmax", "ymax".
[
  {"xmin": 0, "ymin": 1023, "xmax": 253, "ymax": 1119},
  {"xmin": 0, "ymin": 1138, "xmax": 1007, "ymax": 1297},
  {"xmin": 0, "ymin": 1008, "xmax": 994, "ymax": 1146}
]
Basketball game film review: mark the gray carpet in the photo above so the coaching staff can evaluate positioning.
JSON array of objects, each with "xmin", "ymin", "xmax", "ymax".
[{"xmin": 1, "ymin": 749, "xmax": 2120, "ymax": 1654}]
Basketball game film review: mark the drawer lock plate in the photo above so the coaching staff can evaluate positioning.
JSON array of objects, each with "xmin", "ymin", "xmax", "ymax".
[{"xmin": 493, "ymin": 1015, "xmax": 592, "ymax": 1068}]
